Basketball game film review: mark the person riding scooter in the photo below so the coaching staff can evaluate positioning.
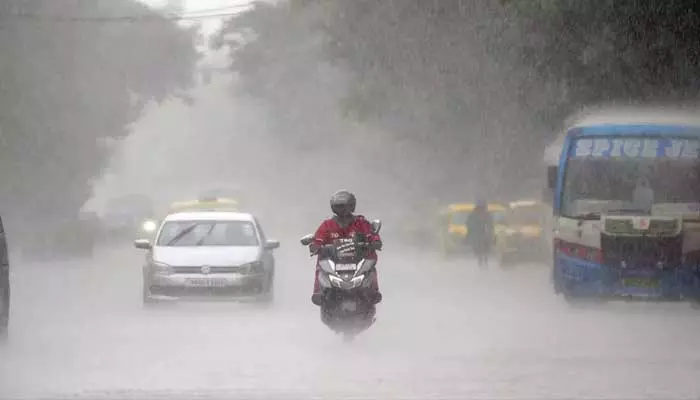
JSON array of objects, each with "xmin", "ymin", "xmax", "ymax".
[
  {"xmin": 466, "ymin": 198, "xmax": 495, "ymax": 268},
  {"xmin": 310, "ymin": 190, "xmax": 383, "ymax": 306}
]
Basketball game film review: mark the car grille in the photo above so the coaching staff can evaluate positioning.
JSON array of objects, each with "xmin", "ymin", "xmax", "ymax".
[
  {"xmin": 151, "ymin": 285, "xmax": 263, "ymax": 297},
  {"xmin": 171, "ymin": 266, "xmax": 243, "ymax": 274},
  {"xmin": 604, "ymin": 218, "xmax": 679, "ymax": 236},
  {"xmin": 601, "ymin": 233, "xmax": 683, "ymax": 269}
]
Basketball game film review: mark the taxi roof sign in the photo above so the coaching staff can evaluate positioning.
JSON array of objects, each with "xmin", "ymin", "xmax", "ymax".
[
  {"xmin": 446, "ymin": 202, "xmax": 507, "ymax": 212},
  {"xmin": 509, "ymin": 200, "xmax": 539, "ymax": 208},
  {"xmin": 169, "ymin": 197, "xmax": 239, "ymax": 212}
]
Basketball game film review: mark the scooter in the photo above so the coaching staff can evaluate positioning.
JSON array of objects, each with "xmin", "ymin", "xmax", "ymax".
[{"xmin": 300, "ymin": 219, "xmax": 382, "ymax": 341}]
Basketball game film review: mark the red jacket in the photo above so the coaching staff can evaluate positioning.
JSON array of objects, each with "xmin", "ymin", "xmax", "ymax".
[{"xmin": 312, "ymin": 215, "xmax": 381, "ymax": 259}]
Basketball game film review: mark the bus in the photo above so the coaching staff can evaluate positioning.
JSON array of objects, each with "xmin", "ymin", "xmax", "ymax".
[
  {"xmin": 0, "ymin": 216, "xmax": 8, "ymax": 338},
  {"xmin": 543, "ymin": 106, "xmax": 700, "ymax": 302}
]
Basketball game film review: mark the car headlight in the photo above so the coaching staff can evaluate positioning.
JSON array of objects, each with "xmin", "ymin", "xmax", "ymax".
[
  {"xmin": 239, "ymin": 261, "xmax": 264, "ymax": 274},
  {"xmin": 142, "ymin": 219, "xmax": 158, "ymax": 232},
  {"xmin": 152, "ymin": 261, "xmax": 172, "ymax": 275}
]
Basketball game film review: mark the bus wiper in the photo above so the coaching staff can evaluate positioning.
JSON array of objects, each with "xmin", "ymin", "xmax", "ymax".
[
  {"xmin": 605, "ymin": 208, "xmax": 650, "ymax": 215},
  {"xmin": 572, "ymin": 212, "xmax": 601, "ymax": 220}
]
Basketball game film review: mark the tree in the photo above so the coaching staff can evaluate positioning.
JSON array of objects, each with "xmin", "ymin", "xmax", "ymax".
[
  {"xmin": 0, "ymin": 0, "xmax": 198, "ymax": 232},
  {"xmin": 222, "ymin": 0, "xmax": 541, "ymax": 203},
  {"xmin": 222, "ymin": 0, "xmax": 700, "ymax": 204},
  {"xmin": 503, "ymin": 0, "xmax": 700, "ymax": 107}
]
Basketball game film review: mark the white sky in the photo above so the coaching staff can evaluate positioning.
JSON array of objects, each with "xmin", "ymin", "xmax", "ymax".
[
  {"xmin": 88, "ymin": 0, "xmax": 253, "ymax": 212},
  {"xmin": 140, "ymin": 0, "xmax": 247, "ymax": 10},
  {"xmin": 139, "ymin": 0, "xmax": 252, "ymax": 36}
]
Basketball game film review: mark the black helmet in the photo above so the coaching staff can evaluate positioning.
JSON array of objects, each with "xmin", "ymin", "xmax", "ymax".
[{"xmin": 330, "ymin": 190, "xmax": 356, "ymax": 217}]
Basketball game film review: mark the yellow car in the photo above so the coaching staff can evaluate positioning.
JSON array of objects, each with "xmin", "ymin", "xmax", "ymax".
[
  {"xmin": 438, "ymin": 202, "xmax": 507, "ymax": 256},
  {"xmin": 140, "ymin": 197, "xmax": 241, "ymax": 236},
  {"xmin": 168, "ymin": 197, "xmax": 240, "ymax": 213},
  {"xmin": 495, "ymin": 199, "xmax": 546, "ymax": 266}
]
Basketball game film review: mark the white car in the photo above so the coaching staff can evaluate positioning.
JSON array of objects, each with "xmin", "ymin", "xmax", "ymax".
[{"xmin": 134, "ymin": 211, "xmax": 280, "ymax": 304}]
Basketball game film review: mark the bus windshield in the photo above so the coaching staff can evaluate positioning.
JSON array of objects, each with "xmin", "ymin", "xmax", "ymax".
[{"xmin": 561, "ymin": 136, "xmax": 700, "ymax": 218}]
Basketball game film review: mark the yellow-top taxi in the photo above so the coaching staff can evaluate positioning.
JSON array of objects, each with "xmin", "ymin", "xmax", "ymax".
[
  {"xmin": 140, "ymin": 197, "xmax": 241, "ymax": 235},
  {"xmin": 438, "ymin": 202, "xmax": 507, "ymax": 256},
  {"xmin": 495, "ymin": 199, "xmax": 546, "ymax": 265},
  {"xmin": 168, "ymin": 197, "xmax": 240, "ymax": 213}
]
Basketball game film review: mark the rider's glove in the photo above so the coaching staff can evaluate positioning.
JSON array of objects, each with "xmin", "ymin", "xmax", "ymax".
[
  {"xmin": 369, "ymin": 240, "xmax": 383, "ymax": 251},
  {"xmin": 309, "ymin": 242, "xmax": 321, "ymax": 255}
]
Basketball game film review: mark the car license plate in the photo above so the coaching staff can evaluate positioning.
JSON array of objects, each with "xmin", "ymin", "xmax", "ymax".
[
  {"xmin": 335, "ymin": 263, "xmax": 356, "ymax": 272},
  {"xmin": 622, "ymin": 277, "xmax": 659, "ymax": 289},
  {"xmin": 185, "ymin": 278, "xmax": 228, "ymax": 288},
  {"xmin": 341, "ymin": 300, "xmax": 357, "ymax": 312}
]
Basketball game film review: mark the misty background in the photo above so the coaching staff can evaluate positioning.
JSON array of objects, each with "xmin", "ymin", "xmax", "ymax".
[
  {"xmin": 3, "ymin": 0, "xmax": 700, "ymax": 246},
  {"xmin": 6, "ymin": 1, "xmax": 700, "ymax": 399}
]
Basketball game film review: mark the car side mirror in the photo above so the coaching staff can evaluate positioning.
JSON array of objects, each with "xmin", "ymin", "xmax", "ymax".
[
  {"xmin": 264, "ymin": 239, "xmax": 280, "ymax": 250},
  {"xmin": 300, "ymin": 234, "xmax": 314, "ymax": 246},
  {"xmin": 134, "ymin": 239, "xmax": 152, "ymax": 250},
  {"xmin": 370, "ymin": 219, "xmax": 382, "ymax": 234},
  {"xmin": 547, "ymin": 165, "xmax": 557, "ymax": 189}
]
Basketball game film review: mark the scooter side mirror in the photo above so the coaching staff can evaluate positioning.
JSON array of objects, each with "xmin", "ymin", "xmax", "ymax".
[
  {"xmin": 370, "ymin": 219, "xmax": 382, "ymax": 234},
  {"xmin": 300, "ymin": 234, "xmax": 314, "ymax": 246}
]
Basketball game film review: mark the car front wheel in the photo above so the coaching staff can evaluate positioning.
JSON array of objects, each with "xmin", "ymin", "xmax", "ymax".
[
  {"xmin": 0, "ymin": 285, "xmax": 9, "ymax": 338},
  {"xmin": 142, "ymin": 278, "xmax": 156, "ymax": 306},
  {"xmin": 258, "ymin": 272, "xmax": 274, "ymax": 304}
]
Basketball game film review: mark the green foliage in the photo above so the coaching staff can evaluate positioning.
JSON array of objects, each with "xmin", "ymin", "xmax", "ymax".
[
  {"xmin": 222, "ymin": 0, "xmax": 700, "ymax": 201},
  {"xmin": 0, "ymin": 0, "xmax": 198, "ymax": 223},
  {"xmin": 505, "ymin": 0, "xmax": 700, "ymax": 105},
  {"xmin": 501, "ymin": 0, "xmax": 566, "ymax": 16}
]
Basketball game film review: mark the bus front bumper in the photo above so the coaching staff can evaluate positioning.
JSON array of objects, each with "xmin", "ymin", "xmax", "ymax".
[{"xmin": 553, "ymin": 254, "xmax": 700, "ymax": 300}]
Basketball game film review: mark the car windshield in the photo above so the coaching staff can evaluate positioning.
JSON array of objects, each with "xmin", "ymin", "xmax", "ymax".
[
  {"xmin": 156, "ymin": 220, "xmax": 259, "ymax": 247},
  {"xmin": 561, "ymin": 136, "xmax": 700, "ymax": 218},
  {"xmin": 505, "ymin": 206, "xmax": 541, "ymax": 226}
]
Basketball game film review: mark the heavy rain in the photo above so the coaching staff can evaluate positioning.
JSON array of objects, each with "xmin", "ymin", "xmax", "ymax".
[{"xmin": 3, "ymin": 0, "xmax": 700, "ymax": 399}]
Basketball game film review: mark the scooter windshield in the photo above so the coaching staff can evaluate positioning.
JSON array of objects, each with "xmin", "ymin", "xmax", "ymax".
[{"xmin": 332, "ymin": 238, "xmax": 365, "ymax": 264}]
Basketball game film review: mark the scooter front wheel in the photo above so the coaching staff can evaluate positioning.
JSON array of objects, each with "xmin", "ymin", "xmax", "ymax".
[{"xmin": 341, "ymin": 332, "xmax": 356, "ymax": 343}]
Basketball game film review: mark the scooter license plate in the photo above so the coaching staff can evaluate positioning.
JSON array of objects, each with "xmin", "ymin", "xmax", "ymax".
[
  {"xmin": 335, "ymin": 263, "xmax": 357, "ymax": 272},
  {"xmin": 341, "ymin": 300, "xmax": 357, "ymax": 312}
]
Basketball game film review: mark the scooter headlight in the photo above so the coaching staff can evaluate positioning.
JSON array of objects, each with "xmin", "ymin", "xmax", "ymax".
[
  {"xmin": 329, "ymin": 275, "xmax": 345, "ymax": 288},
  {"xmin": 356, "ymin": 259, "xmax": 376, "ymax": 276},
  {"xmin": 319, "ymin": 259, "xmax": 336, "ymax": 275},
  {"xmin": 351, "ymin": 274, "xmax": 367, "ymax": 288},
  {"xmin": 329, "ymin": 274, "xmax": 368, "ymax": 289}
]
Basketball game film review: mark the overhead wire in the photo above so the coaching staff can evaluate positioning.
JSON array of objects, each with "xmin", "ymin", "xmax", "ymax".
[{"xmin": 0, "ymin": 4, "xmax": 251, "ymax": 23}]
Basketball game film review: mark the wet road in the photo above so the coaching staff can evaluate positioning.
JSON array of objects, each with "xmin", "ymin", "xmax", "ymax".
[{"xmin": 3, "ymin": 241, "xmax": 700, "ymax": 399}]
